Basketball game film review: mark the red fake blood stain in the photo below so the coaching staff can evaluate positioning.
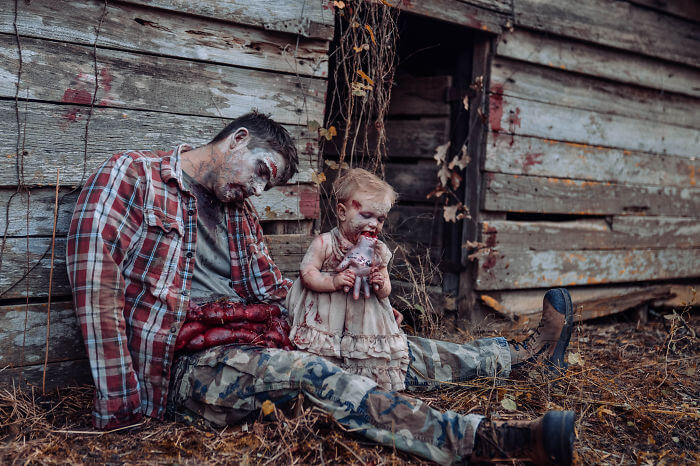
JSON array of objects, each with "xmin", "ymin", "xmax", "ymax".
[
  {"xmin": 489, "ymin": 84, "xmax": 504, "ymax": 133},
  {"xmin": 522, "ymin": 152, "xmax": 543, "ymax": 173},
  {"xmin": 482, "ymin": 254, "xmax": 498, "ymax": 270},
  {"xmin": 351, "ymin": 200, "xmax": 362, "ymax": 210},
  {"xmin": 269, "ymin": 161, "xmax": 278, "ymax": 180},
  {"xmin": 484, "ymin": 226, "xmax": 498, "ymax": 248}
]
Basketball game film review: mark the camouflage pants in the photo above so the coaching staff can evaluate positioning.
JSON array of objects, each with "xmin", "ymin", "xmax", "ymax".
[{"xmin": 168, "ymin": 336, "xmax": 510, "ymax": 464}]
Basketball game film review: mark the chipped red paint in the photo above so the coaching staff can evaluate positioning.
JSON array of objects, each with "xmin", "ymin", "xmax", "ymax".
[
  {"xmin": 489, "ymin": 84, "xmax": 504, "ymax": 132},
  {"xmin": 63, "ymin": 107, "xmax": 81, "ymax": 122},
  {"xmin": 299, "ymin": 187, "xmax": 320, "ymax": 218},
  {"xmin": 303, "ymin": 142, "xmax": 316, "ymax": 155},
  {"xmin": 351, "ymin": 199, "xmax": 362, "ymax": 210},
  {"xmin": 99, "ymin": 67, "xmax": 112, "ymax": 92},
  {"xmin": 522, "ymin": 152, "xmax": 543, "ymax": 172},
  {"xmin": 62, "ymin": 88, "xmax": 92, "ymax": 105}
]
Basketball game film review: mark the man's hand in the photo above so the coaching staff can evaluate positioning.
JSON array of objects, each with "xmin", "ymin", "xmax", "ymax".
[
  {"xmin": 392, "ymin": 308, "xmax": 404, "ymax": 326},
  {"xmin": 333, "ymin": 269, "xmax": 356, "ymax": 291}
]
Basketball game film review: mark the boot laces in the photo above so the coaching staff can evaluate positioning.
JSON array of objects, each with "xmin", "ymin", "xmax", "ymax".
[{"xmin": 510, "ymin": 322, "xmax": 549, "ymax": 353}]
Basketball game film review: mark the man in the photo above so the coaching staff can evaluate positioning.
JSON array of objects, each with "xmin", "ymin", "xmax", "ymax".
[{"xmin": 67, "ymin": 112, "xmax": 575, "ymax": 465}]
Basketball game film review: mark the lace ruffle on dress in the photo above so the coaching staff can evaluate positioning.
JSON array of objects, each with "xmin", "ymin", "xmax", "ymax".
[{"xmin": 287, "ymin": 228, "xmax": 409, "ymax": 391}]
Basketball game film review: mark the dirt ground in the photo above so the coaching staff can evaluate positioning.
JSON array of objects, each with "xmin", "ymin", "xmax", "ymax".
[{"xmin": 1, "ymin": 306, "xmax": 698, "ymax": 465}]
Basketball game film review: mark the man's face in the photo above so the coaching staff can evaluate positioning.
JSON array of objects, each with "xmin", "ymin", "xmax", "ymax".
[{"xmin": 214, "ymin": 136, "xmax": 287, "ymax": 203}]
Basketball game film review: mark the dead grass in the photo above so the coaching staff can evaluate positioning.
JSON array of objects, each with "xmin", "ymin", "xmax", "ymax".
[{"xmin": 2, "ymin": 309, "xmax": 698, "ymax": 465}]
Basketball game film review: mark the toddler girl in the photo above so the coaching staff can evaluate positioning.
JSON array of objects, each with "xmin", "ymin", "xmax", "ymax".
[{"xmin": 287, "ymin": 168, "xmax": 409, "ymax": 391}]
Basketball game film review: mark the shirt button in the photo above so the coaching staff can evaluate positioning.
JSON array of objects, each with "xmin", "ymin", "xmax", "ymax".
[
  {"xmin": 170, "ymin": 325, "xmax": 178, "ymax": 333},
  {"xmin": 186, "ymin": 251, "xmax": 193, "ymax": 258},
  {"xmin": 188, "ymin": 209, "xmax": 195, "ymax": 215},
  {"xmin": 181, "ymin": 290, "xmax": 189, "ymax": 296}
]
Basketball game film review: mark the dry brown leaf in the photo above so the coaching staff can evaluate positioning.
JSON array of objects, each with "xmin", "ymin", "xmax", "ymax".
[
  {"xmin": 311, "ymin": 171, "xmax": 326, "ymax": 185},
  {"xmin": 364, "ymin": 24, "xmax": 377, "ymax": 45},
  {"xmin": 437, "ymin": 164, "xmax": 451, "ymax": 187},
  {"xmin": 443, "ymin": 203, "xmax": 467, "ymax": 222},
  {"xmin": 319, "ymin": 126, "xmax": 337, "ymax": 141},
  {"xmin": 356, "ymin": 69, "xmax": 374, "ymax": 86},
  {"xmin": 433, "ymin": 142, "xmax": 450, "ymax": 164},
  {"xmin": 426, "ymin": 185, "xmax": 447, "ymax": 199},
  {"xmin": 448, "ymin": 145, "xmax": 470, "ymax": 170},
  {"xmin": 449, "ymin": 171, "xmax": 462, "ymax": 190}
]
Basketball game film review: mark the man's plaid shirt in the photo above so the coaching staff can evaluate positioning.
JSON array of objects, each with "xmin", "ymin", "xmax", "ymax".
[{"xmin": 66, "ymin": 145, "xmax": 292, "ymax": 429}]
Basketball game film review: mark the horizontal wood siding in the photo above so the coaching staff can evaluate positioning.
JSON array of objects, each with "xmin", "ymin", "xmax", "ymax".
[
  {"xmin": 496, "ymin": 29, "xmax": 700, "ymax": 98},
  {"xmin": 483, "ymin": 173, "xmax": 699, "ymax": 216},
  {"xmin": 481, "ymin": 218, "xmax": 700, "ymax": 251},
  {"xmin": 475, "ymin": 247, "xmax": 698, "ymax": 290},
  {"xmin": 476, "ymin": 2, "xmax": 700, "ymax": 299},
  {"xmin": 0, "ymin": 35, "xmax": 325, "ymax": 125},
  {"xmin": 0, "ymin": 0, "xmax": 328, "ymax": 78},
  {"xmin": 513, "ymin": 0, "xmax": 700, "ymax": 67},
  {"xmin": 119, "ymin": 0, "xmax": 335, "ymax": 40},
  {"xmin": 0, "ymin": 102, "xmax": 319, "ymax": 186}
]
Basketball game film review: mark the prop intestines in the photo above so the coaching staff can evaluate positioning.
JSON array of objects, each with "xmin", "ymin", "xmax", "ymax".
[
  {"xmin": 175, "ymin": 299, "xmax": 293, "ymax": 352},
  {"xmin": 336, "ymin": 232, "xmax": 378, "ymax": 299}
]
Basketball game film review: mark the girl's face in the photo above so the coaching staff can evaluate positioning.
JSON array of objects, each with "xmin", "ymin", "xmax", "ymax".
[{"xmin": 337, "ymin": 190, "xmax": 391, "ymax": 243}]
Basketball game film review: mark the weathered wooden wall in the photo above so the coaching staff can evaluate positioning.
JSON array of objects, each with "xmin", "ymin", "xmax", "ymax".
[
  {"xmin": 3, "ymin": 0, "xmax": 699, "ymax": 389},
  {"xmin": 0, "ymin": 0, "xmax": 331, "ymax": 388},
  {"xmin": 385, "ymin": 0, "xmax": 699, "ymax": 321},
  {"xmin": 473, "ymin": 1, "xmax": 700, "ymax": 319}
]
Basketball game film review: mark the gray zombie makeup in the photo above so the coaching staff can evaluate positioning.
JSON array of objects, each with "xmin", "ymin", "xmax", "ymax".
[{"xmin": 216, "ymin": 142, "xmax": 286, "ymax": 203}]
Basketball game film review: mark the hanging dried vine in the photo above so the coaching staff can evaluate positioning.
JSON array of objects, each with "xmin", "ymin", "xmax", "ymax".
[{"xmin": 320, "ymin": 0, "xmax": 400, "ymax": 176}]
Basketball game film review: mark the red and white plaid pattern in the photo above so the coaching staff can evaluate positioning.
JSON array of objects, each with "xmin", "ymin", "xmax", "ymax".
[{"xmin": 66, "ymin": 145, "xmax": 292, "ymax": 429}]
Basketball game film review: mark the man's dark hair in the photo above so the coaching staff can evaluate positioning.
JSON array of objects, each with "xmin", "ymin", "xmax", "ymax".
[{"xmin": 211, "ymin": 111, "xmax": 299, "ymax": 184}]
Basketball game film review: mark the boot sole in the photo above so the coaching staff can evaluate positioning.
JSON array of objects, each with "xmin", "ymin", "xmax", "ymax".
[
  {"xmin": 542, "ymin": 410, "xmax": 575, "ymax": 465},
  {"xmin": 545, "ymin": 288, "xmax": 573, "ymax": 371}
]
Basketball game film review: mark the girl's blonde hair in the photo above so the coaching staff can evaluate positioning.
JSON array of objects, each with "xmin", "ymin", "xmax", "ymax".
[{"xmin": 333, "ymin": 168, "xmax": 397, "ymax": 205}]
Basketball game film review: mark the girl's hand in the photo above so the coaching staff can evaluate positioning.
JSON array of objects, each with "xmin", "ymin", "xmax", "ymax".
[
  {"xmin": 333, "ymin": 269, "xmax": 355, "ymax": 291},
  {"xmin": 369, "ymin": 267, "xmax": 385, "ymax": 290},
  {"xmin": 392, "ymin": 308, "xmax": 404, "ymax": 326}
]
